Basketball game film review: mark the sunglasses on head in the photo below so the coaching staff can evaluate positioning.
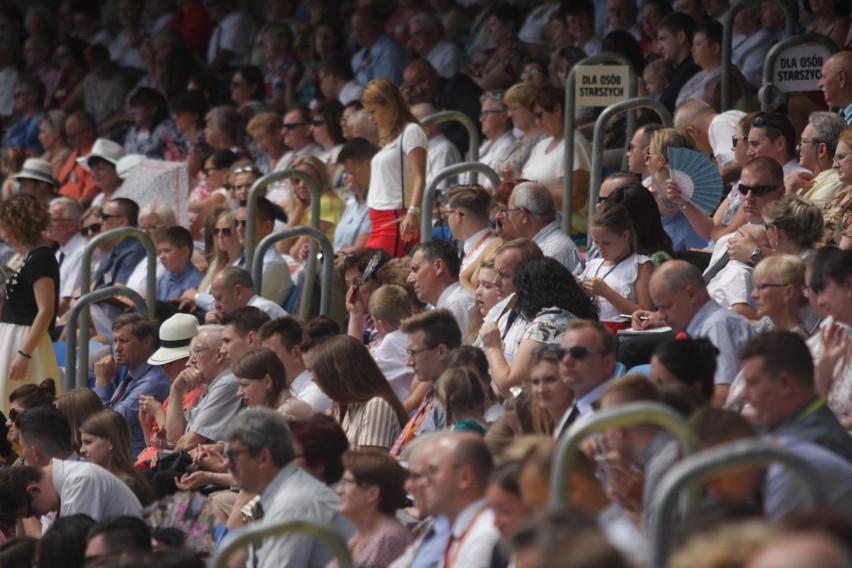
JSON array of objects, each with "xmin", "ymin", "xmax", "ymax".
[
  {"xmin": 81, "ymin": 223, "xmax": 102, "ymax": 237},
  {"xmin": 737, "ymin": 183, "xmax": 780, "ymax": 196},
  {"xmin": 543, "ymin": 343, "xmax": 604, "ymax": 361}
]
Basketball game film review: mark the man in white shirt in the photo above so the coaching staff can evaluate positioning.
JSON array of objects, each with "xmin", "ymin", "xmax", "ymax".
[
  {"xmin": 407, "ymin": 240, "xmax": 475, "ymax": 335},
  {"xmin": 411, "ymin": 102, "xmax": 461, "ymax": 193},
  {"xmin": 15, "ymin": 406, "xmax": 82, "ymax": 466},
  {"xmin": 674, "ymin": 99, "xmax": 745, "ymax": 183},
  {"xmin": 46, "ymin": 197, "xmax": 86, "ymax": 320},
  {"xmin": 206, "ymin": 267, "xmax": 287, "ymax": 324},
  {"xmin": 447, "ymin": 184, "xmax": 495, "ymax": 285},
  {"xmin": 408, "ymin": 13, "xmax": 466, "ymax": 78},
  {"xmin": 819, "ymin": 52, "xmax": 852, "ymax": 126},
  {"xmin": 421, "ymin": 432, "xmax": 500, "ymax": 568},
  {"xmin": 554, "ymin": 320, "xmax": 618, "ymax": 437},
  {"xmin": 259, "ymin": 317, "xmax": 332, "ymax": 412},
  {"xmin": 203, "ymin": 0, "xmax": 257, "ymax": 73},
  {"xmin": 506, "ymin": 181, "xmax": 582, "ymax": 273}
]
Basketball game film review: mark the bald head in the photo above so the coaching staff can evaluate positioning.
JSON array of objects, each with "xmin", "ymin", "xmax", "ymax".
[
  {"xmin": 747, "ymin": 533, "xmax": 852, "ymax": 568},
  {"xmin": 649, "ymin": 260, "xmax": 709, "ymax": 333},
  {"xmin": 651, "ymin": 260, "xmax": 706, "ymax": 294},
  {"xmin": 819, "ymin": 52, "xmax": 852, "ymax": 108}
]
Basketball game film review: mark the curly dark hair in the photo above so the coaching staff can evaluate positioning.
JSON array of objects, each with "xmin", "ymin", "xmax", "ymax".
[
  {"xmin": 0, "ymin": 194, "xmax": 50, "ymax": 246},
  {"xmin": 514, "ymin": 257, "xmax": 598, "ymax": 320}
]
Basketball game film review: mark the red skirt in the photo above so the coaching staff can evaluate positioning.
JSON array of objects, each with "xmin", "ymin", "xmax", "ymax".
[{"xmin": 366, "ymin": 208, "xmax": 420, "ymax": 258}]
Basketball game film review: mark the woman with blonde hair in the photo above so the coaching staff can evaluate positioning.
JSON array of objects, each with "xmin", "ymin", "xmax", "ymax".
[
  {"xmin": 311, "ymin": 335, "xmax": 408, "ymax": 451},
  {"xmin": 762, "ymin": 193, "xmax": 824, "ymax": 257},
  {"xmin": 502, "ymin": 82, "xmax": 545, "ymax": 179},
  {"xmin": 180, "ymin": 209, "xmax": 243, "ymax": 313},
  {"xmin": 55, "ymin": 387, "xmax": 104, "ymax": 454},
  {"xmin": 0, "ymin": 194, "xmax": 60, "ymax": 408},
  {"xmin": 751, "ymin": 255, "xmax": 811, "ymax": 336},
  {"xmin": 360, "ymin": 79, "xmax": 427, "ymax": 257},
  {"xmin": 80, "ymin": 410, "xmax": 156, "ymax": 506},
  {"xmin": 278, "ymin": 154, "xmax": 345, "ymax": 260}
]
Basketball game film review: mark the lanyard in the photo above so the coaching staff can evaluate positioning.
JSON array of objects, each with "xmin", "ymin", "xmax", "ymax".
[{"xmin": 443, "ymin": 504, "xmax": 489, "ymax": 568}]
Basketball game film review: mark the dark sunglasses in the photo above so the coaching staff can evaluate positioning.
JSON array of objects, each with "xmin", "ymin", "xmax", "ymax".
[
  {"xmin": 543, "ymin": 343, "xmax": 604, "ymax": 361},
  {"xmin": 283, "ymin": 122, "xmax": 308, "ymax": 130},
  {"xmin": 81, "ymin": 223, "xmax": 102, "ymax": 237},
  {"xmin": 737, "ymin": 184, "xmax": 780, "ymax": 196},
  {"xmin": 7, "ymin": 407, "xmax": 19, "ymax": 422},
  {"xmin": 731, "ymin": 135, "xmax": 747, "ymax": 146},
  {"xmin": 236, "ymin": 219, "xmax": 248, "ymax": 227},
  {"xmin": 212, "ymin": 227, "xmax": 232, "ymax": 237},
  {"xmin": 99, "ymin": 212, "xmax": 122, "ymax": 221}
]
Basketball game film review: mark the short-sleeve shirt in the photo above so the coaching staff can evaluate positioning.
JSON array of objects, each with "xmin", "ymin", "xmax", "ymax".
[
  {"xmin": 51, "ymin": 458, "xmax": 143, "ymax": 523},
  {"xmin": 368, "ymin": 123, "xmax": 429, "ymax": 211},
  {"xmin": 339, "ymin": 397, "xmax": 402, "ymax": 450},
  {"xmin": 185, "ymin": 371, "xmax": 242, "ymax": 441},
  {"xmin": 2, "ymin": 246, "xmax": 59, "ymax": 328},
  {"xmin": 522, "ymin": 307, "xmax": 575, "ymax": 345},
  {"xmin": 206, "ymin": 10, "xmax": 257, "ymax": 66}
]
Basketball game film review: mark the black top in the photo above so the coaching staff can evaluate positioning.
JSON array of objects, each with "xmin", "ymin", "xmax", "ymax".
[
  {"xmin": 2, "ymin": 246, "xmax": 60, "ymax": 329},
  {"xmin": 437, "ymin": 73, "xmax": 484, "ymax": 154},
  {"xmin": 658, "ymin": 54, "xmax": 701, "ymax": 113}
]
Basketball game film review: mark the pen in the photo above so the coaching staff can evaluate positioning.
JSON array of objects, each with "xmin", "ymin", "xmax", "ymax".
[{"xmin": 620, "ymin": 314, "xmax": 649, "ymax": 320}]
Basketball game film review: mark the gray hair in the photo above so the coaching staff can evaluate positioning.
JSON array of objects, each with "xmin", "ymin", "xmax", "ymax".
[
  {"xmin": 480, "ymin": 90, "xmax": 507, "ymax": 111},
  {"xmin": 49, "ymin": 197, "xmax": 82, "ymax": 220},
  {"xmin": 139, "ymin": 202, "xmax": 177, "ymax": 228},
  {"xmin": 808, "ymin": 111, "xmax": 846, "ymax": 156},
  {"xmin": 197, "ymin": 324, "xmax": 224, "ymax": 346},
  {"xmin": 206, "ymin": 106, "xmax": 244, "ymax": 145},
  {"xmin": 411, "ymin": 12, "xmax": 445, "ymax": 39},
  {"xmin": 40, "ymin": 110, "xmax": 67, "ymax": 135},
  {"xmin": 512, "ymin": 181, "xmax": 556, "ymax": 218},
  {"xmin": 222, "ymin": 407, "xmax": 296, "ymax": 467},
  {"xmin": 347, "ymin": 109, "xmax": 376, "ymax": 132}
]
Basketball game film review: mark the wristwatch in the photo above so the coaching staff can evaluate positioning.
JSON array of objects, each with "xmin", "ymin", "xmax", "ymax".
[
  {"xmin": 407, "ymin": 206, "xmax": 421, "ymax": 216},
  {"xmin": 750, "ymin": 245, "xmax": 763, "ymax": 265}
]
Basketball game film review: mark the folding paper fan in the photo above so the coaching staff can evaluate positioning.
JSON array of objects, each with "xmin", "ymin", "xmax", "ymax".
[{"xmin": 667, "ymin": 147, "xmax": 723, "ymax": 215}]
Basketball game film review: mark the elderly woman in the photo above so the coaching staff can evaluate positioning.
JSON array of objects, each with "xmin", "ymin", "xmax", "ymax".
[
  {"xmin": 329, "ymin": 451, "xmax": 412, "ymax": 568},
  {"xmin": 79, "ymin": 139, "xmax": 123, "ymax": 207},
  {"xmin": 205, "ymin": 106, "xmax": 247, "ymax": 156},
  {"xmin": 502, "ymin": 82, "xmax": 545, "ymax": 180},
  {"xmin": 477, "ymin": 90, "xmax": 516, "ymax": 188},
  {"xmin": 247, "ymin": 112, "xmax": 285, "ymax": 175},
  {"xmin": 823, "ymin": 128, "xmax": 852, "ymax": 247}
]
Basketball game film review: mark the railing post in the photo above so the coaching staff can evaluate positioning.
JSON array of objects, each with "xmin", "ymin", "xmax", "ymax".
[
  {"xmin": 420, "ymin": 162, "xmax": 500, "ymax": 243},
  {"xmin": 650, "ymin": 439, "xmax": 828, "ymax": 567},
  {"xmin": 252, "ymin": 227, "xmax": 334, "ymax": 318},
  {"xmin": 589, "ymin": 98, "xmax": 672, "ymax": 234},
  {"xmin": 64, "ymin": 286, "xmax": 148, "ymax": 392},
  {"xmin": 76, "ymin": 227, "xmax": 156, "ymax": 384},
  {"xmin": 421, "ymin": 110, "xmax": 481, "ymax": 164},
  {"xmin": 564, "ymin": 53, "xmax": 636, "ymax": 235},
  {"xmin": 722, "ymin": 0, "xmax": 795, "ymax": 111}
]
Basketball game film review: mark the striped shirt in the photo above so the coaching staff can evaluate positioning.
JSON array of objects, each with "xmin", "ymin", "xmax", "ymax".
[{"xmin": 340, "ymin": 397, "xmax": 402, "ymax": 450}]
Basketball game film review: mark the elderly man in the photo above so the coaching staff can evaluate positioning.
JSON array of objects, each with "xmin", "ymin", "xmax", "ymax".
[
  {"xmin": 57, "ymin": 110, "xmax": 98, "ymax": 205},
  {"xmin": 222, "ymin": 408, "xmax": 353, "ymax": 568},
  {"xmin": 407, "ymin": 240, "xmax": 474, "ymax": 334},
  {"xmin": 674, "ymin": 99, "xmax": 744, "ymax": 184},
  {"xmin": 506, "ymin": 181, "xmax": 581, "ymax": 273},
  {"xmin": 46, "ymin": 197, "xmax": 85, "ymax": 319},
  {"xmin": 818, "ymin": 51, "xmax": 852, "ymax": 125},
  {"xmin": 785, "ymin": 111, "xmax": 846, "ymax": 207},
  {"xmin": 408, "ymin": 12, "xmax": 466, "ymax": 78},
  {"xmin": 206, "ymin": 266, "xmax": 287, "ymax": 324},
  {"xmin": 633, "ymin": 260, "xmax": 754, "ymax": 405}
]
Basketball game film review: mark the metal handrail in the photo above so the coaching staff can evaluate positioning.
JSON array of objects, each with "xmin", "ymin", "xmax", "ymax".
[
  {"xmin": 420, "ymin": 162, "xmax": 500, "ymax": 242},
  {"xmin": 76, "ymin": 227, "xmax": 157, "ymax": 383},
  {"xmin": 758, "ymin": 33, "xmax": 838, "ymax": 111},
  {"xmin": 589, "ymin": 98, "xmax": 672, "ymax": 234},
  {"xmin": 421, "ymin": 110, "xmax": 481, "ymax": 164},
  {"xmin": 650, "ymin": 439, "xmax": 828, "ymax": 567},
  {"xmin": 207, "ymin": 520, "xmax": 352, "ymax": 568},
  {"xmin": 64, "ymin": 286, "xmax": 148, "ymax": 391},
  {"xmin": 253, "ymin": 227, "xmax": 334, "ymax": 318},
  {"xmin": 245, "ymin": 169, "xmax": 321, "ymax": 317},
  {"xmin": 563, "ymin": 53, "xmax": 636, "ymax": 235},
  {"xmin": 722, "ymin": 0, "xmax": 795, "ymax": 111},
  {"xmin": 550, "ymin": 402, "xmax": 700, "ymax": 505}
]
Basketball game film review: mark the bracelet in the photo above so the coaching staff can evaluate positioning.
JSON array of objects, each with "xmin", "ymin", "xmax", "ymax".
[
  {"xmin": 17, "ymin": 350, "xmax": 31, "ymax": 359},
  {"xmin": 407, "ymin": 206, "xmax": 421, "ymax": 216},
  {"xmin": 680, "ymin": 204, "xmax": 688, "ymax": 211}
]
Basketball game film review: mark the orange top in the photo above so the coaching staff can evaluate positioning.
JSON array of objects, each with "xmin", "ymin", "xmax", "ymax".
[
  {"xmin": 134, "ymin": 383, "xmax": 206, "ymax": 467},
  {"xmin": 57, "ymin": 146, "xmax": 98, "ymax": 202}
]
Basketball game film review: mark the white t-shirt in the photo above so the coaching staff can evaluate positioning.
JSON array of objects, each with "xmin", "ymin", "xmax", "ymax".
[
  {"xmin": 367, "ymin": 123, "xmax": 429, "ymax": 211},
  {"xmin": 522, "ymin": 131, "xmax": 592, "ymax": 189},
  {"xmin": 581, "ymin": 254, "xmax": 652, "ymax": 322}
]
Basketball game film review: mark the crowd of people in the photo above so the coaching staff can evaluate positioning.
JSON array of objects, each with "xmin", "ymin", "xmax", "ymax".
[{"xmin": 0, "ymin": 0, "xmax": 849, "ymax": 567}]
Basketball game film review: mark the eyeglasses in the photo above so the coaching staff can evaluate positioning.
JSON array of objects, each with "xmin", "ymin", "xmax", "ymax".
[
  {"xmin": 731, "ymin": 135, "xmax": 747, "ymax": 147},
  {"xmin": 141, "ymin": 224, "xmax": 161, "ymax": 232},
  {"xmin": 282, "ymin": 122, "xmax": 308, "ymax": 130},
  {"xmin": 501, "ymin": 207, "xmax": 523, "ymax": 215},
  {"xmin": 311, "ymin": 119, "xmax": 326, "ymax": 126},
  {"xmin": 190, "ymin": 346, "xmax": 215, "ymax": 356},
  {"xmin": 754, "ymin": 283, "xmax": 787, "ymax": 290},
  {"xmin": 737, "ymin": 184, "xmax": 781, "ymax": 196},
  {"xmin": 212, "ymin": 227, "xmax": 232, "ymax": 237},
  {"xmin": 520, "ymin": 69, "xmax": 542, "ymax": 81},
  {"xmin": 8, "ymin": 407, "xmax": 19, "ymax": 422},
  {"xmin": 236, "ymin": 219, "xmax": 248, "ymax": 227},
  {"xmin": 797, "ymin": 138, "xmax": 821, "ymax": 147},
  {"xmin": 99, "ymin": 212, "xmax": 122, "ymax": 221},
  {"xmin": 480, "ymin": 110, "xmax": 506, "ymax": 118},
  {"xmin": 81, "ymin": 223, "xmax": 102, "ymax": 236},
  {"xmin": 763, "ymin": 222, "xmax": 776, "ymax": 230},
  {"xmin": 407, "ymin": 345, "xmax": 438, "ymax": 358},
  {"xmin": 544, "ymin": 343, "xmax": 604, "ymax": 361},
  {"xmin": 224, "ymin": 447, "xmax": 254, "ymax": 462}
]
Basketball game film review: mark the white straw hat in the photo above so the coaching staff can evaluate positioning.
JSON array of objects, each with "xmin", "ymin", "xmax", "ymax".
[{"xmin": 148, "ymin": 313, "xmax": 199, "ymax": 365}]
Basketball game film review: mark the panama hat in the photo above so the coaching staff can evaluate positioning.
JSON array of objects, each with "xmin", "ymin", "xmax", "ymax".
[
  {"xmin": 148, "ymin": 313, "xmax": 199, "ymax": 365},
  {"xmin": 11, "ymin": 158, "xmax": 58, "ymax": 186},
  {"xmin": 76, "ymin": 138, "xmax": 123, "ymax": 172}
]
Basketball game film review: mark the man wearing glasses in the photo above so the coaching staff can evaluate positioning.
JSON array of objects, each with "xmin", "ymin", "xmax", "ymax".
[
  {"xmin": 784, "ymin": 112, "xmax": 846, "ymax": 208},
  {"xmin": 46, "ymin": 197, "xmax": 85, "ymax": 321}
]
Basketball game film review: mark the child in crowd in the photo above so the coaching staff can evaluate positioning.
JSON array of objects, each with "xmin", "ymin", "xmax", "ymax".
[
  {"xmin": 580, "ymin": 203, "xmax": 654, "ymax": 331},
  {"xmin": 156, "ymin": 226, "xmax": 204, "ymax": 303},
  {"xmin": 643, "ymin": 58, "xmax": 673, "ymax": 99},
  {"xmin": 367, "ymin": 284, "xmax": 415, "ymax": 403}
]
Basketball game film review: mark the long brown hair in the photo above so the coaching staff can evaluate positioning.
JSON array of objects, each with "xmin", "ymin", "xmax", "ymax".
[
  {"xmin": 312, "ymin": 335, "xmax": 408, "ymax": 427},
  {"xmin": 360, "ymin": 79, "xmax": 421, "ymax": 147},
  {"xmin": 233, "ymin": 348, "xmax": 287, "ymax": 408}
]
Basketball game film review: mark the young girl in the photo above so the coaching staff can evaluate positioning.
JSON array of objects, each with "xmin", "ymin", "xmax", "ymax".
[
  {"xmin": 436, "ymin": 367, "xmax": 487, "ymax": 435},
  {"xmin": 580, "ymin": 203, "xmax": 654, "ymax": 331}
]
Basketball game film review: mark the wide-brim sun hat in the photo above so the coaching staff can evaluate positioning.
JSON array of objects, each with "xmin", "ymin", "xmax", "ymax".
[
  {"xmin": 11, "ymin": 158, "xmax": 58, "ymax": 186},
  {"xmin": 148, "ymin": 313, "xmax": 199, "ymax": 365},
  {"xmin": 76, "ymin": 138, "xmax": 123, "ymax": 172}
]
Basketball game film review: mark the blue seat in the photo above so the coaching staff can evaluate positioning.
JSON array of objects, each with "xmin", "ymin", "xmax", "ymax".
[
  {"xmin": 282, "ymin": 284, "xmax": 300, "ymax": 314},
  {"xmin": 613, "ymin": 362, "xmax": 626, "ymax": 377},
  {"xmin": 627, "ymin": 363, "xmax": 652, "ymax": 377}
]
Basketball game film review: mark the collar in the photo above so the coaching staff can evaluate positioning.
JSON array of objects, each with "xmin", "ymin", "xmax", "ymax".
[
  {"xmin": 436, "ymin": 281, "xmax": 462, "ymax": 307},
  {"xmin": 450, "ymin": 497, "xmax": 489, "ymax": 538},
  {"xmin": 127, "ymin": 361, "xmax": 154, "ymax": 380},
  {"xmin": 575, "ymin": 378, "xmax": 612, "ymax": 417},
  {"xmin": 686, "ymin": 299, "xmax": 720, "ymax": 336},
  {"xmin": 463, "ymin": 228, "xmax": 491, "ymax": 255},
  {"xmin": 60, "ymin": 232, "xmax": 87, "ymax": 254},
  {"xmin": 637, "ymin": 430, "xmax": 674, "ymax": 468},
  {"xmin": 532, "ymin": 220, "xmax": 561, "ymax": 242},
  {"xmin": 773, "ymin": 396, "xmax": 826, "ymax": 431},
  {"xmin": 259, "ymin": 462, "xmax": 300, "ymax": 514},
  {"xmin": 168, "ymin": 263, "xmax": 198, "ymax": 280}
]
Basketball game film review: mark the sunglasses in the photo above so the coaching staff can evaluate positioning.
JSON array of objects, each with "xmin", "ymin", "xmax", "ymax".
[
  {"xmin": 99, "ymin": 212, "xmax": 122, "ymax": 221},
  {"xmin": 283, "ymin": 122, "xmax": 308, "ymax": 130},
  {"xmin": 212, "ymin": 227, "xmax": 232, "ymax": 237},
  {"xmin": 7, "ymin": 407, "xmax": 19, "ymax": 422},
  {"xmin": 236, "ymin": 219, "xmax": 248, "ymax": 227},
  {"xmin": 737, "ymin": 184, "xmax": 780, "ymax": 196},
  {"xmin": 731, "ymin": 135, "xmax": 747, "ymax": 147},
  {"xmin": 81, "ymin": 223, "xmax": 102, "ymax": 236},
  {"xmin": 543, "ymin": 343, "xmax": 604, "ymax": 360}
]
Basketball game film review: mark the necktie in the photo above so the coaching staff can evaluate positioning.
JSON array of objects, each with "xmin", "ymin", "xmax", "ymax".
[
  {"xmin": 254, "ymin": 501, "xmax": 264, "ymax": 521},
  {"xmin": 703, "ymin": 254, "xmax": 730, "ymax": 283},
  {"xmin": 58, "ymin": 251, "xmax": 65, "ymax": 267},
  {"xmin": 109, "ymin": 375, "xmax": 133, "ymax": 408},
  {"xmin": 558, "ymin": 405, "xmax": 580, "ymax": 438}
]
